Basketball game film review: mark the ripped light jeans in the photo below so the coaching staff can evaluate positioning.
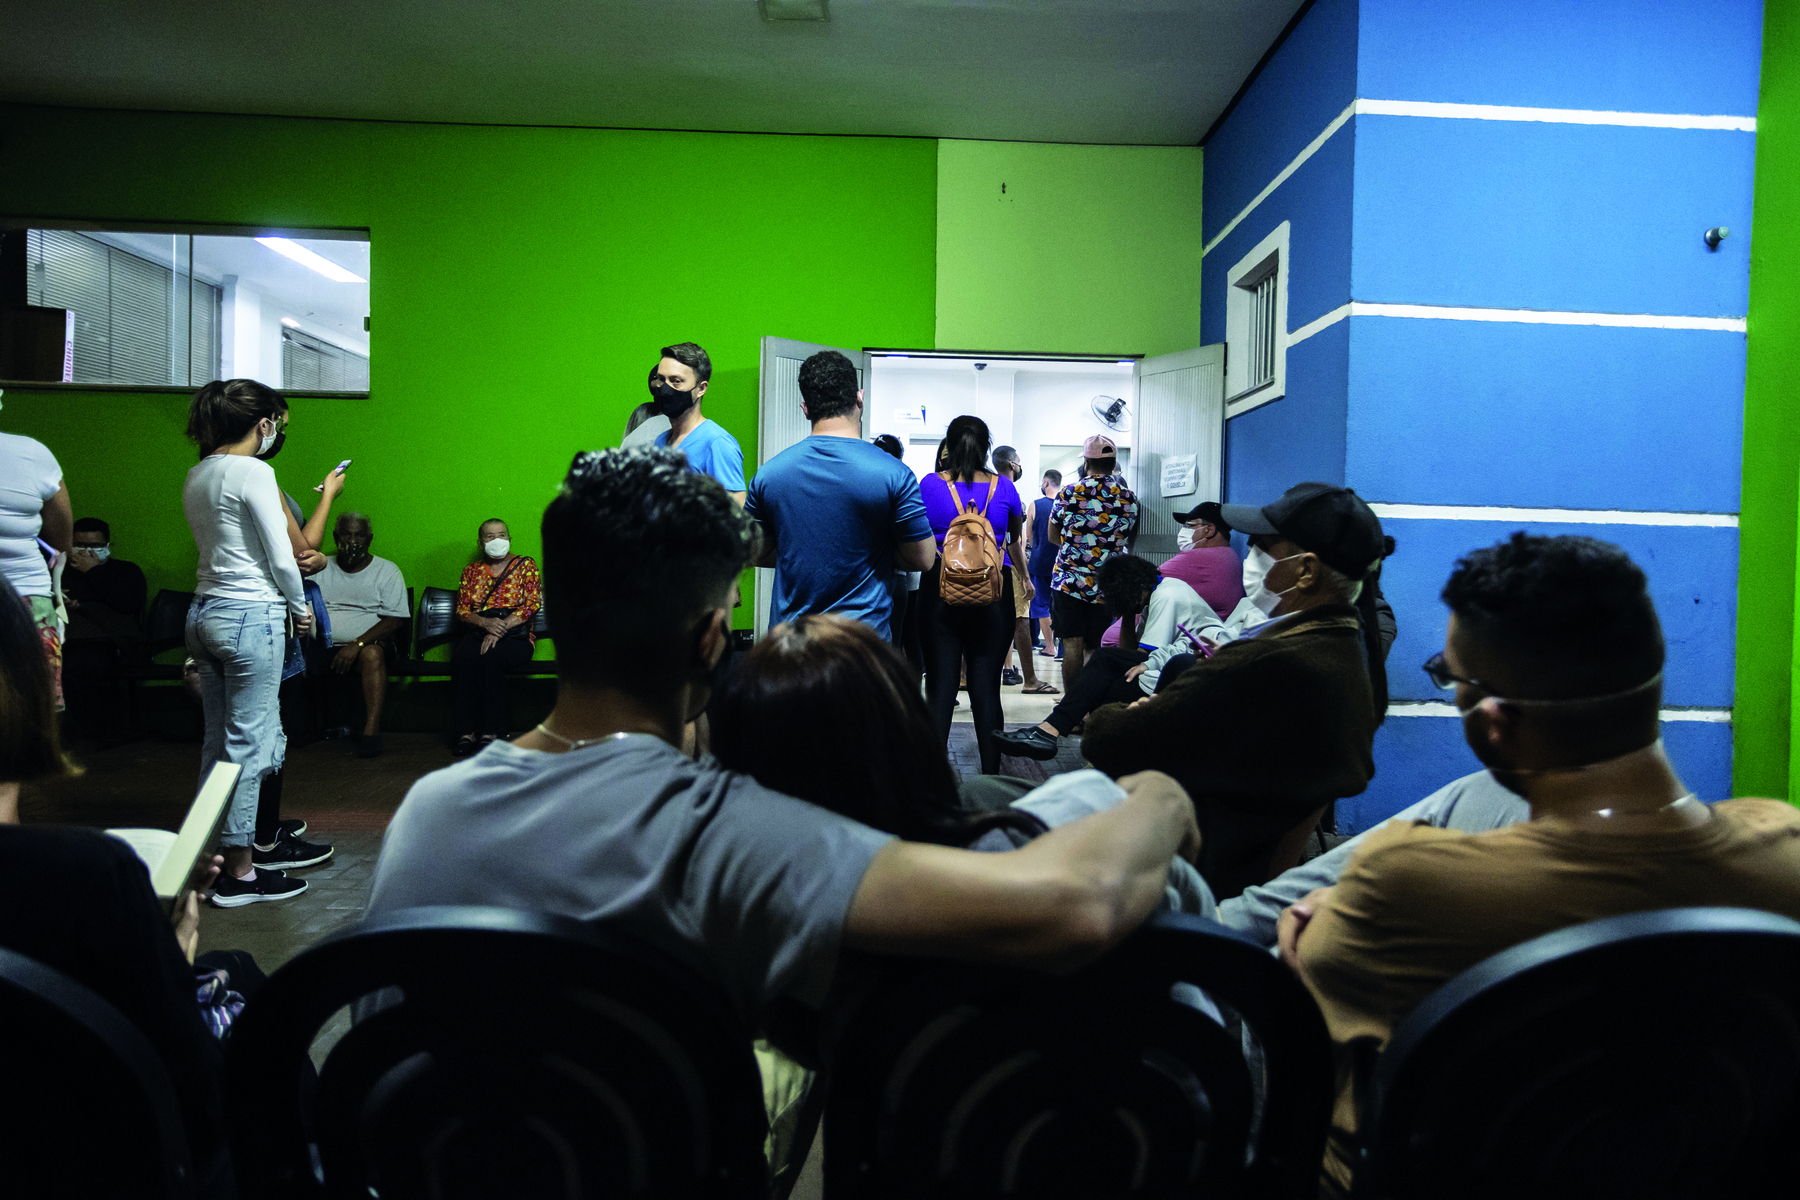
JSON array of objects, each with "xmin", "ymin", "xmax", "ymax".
[{"xmin": 186, "ymin": 596, "xmax": 288, "ymax": 848}]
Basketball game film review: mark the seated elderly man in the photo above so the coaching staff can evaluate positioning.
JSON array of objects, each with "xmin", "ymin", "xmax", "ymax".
[
  {"xmin": 1079, "ymin": 482, "xmax": 1391, "ymax": 901},
  {"xmin": 1283, "ymin": 533, "xmax": 1800, "ymax": 1197},
  {"xmin": 313, "ymin": 512, "xmax": 408, "ymax": 758},
  {"xmin": 61, "ymin": 516, "xmax": 147, "ymax": 742}
]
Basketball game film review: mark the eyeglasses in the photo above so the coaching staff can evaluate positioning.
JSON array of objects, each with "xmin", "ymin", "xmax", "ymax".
[
  {"xmin": 1423, "ymin": 651, "xmax": 1664, "ymax": 707},
  {"xmin": 1422, "ymin": 651, "xmax": 1481, "ymax": 692}
]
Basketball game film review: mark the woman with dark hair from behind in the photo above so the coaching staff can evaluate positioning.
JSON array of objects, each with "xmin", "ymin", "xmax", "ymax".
[
  {"xmin": 713, "ymin": 614, "xmax": 1042, "ymax": 848},
  {"xmin": 0, "ymin": 571, "xmax": 240, "ymax": 1195},
  {"xmin": 182, "ymin": 378, "xmax": 315, "ymax": 907},
  {"xmin": 916, "ymin": 415, "xmax": 1027, "ymax": 774}
]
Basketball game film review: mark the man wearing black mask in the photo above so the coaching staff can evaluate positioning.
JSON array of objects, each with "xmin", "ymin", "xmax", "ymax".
[{"xmin": 649, "ymin": 342, "xmax": 745, "ymax": 505}]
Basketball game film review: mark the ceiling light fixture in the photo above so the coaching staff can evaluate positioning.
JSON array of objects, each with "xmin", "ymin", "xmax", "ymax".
[
  {"xmin": 280, "ymin": 317, "xmax": 301, "ymax": 328},
  {"xmin": 256, "ymin": 237, "xmax": 366, "ymax": 283},
  {"xmin": 760, "ymin": 0, "xmax": 828, "ymax": 20}
]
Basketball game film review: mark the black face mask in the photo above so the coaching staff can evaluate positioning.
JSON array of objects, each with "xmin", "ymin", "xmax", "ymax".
[
  {"xmin": 256, "ymin": 430, "xmax": 287, "ymax": 461},
  {"xmin": 650, "ymin": 381, "xmax": 699, "ymax": 420}
]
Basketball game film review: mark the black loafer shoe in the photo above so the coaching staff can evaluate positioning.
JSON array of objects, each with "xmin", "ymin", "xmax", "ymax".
[{"xmin": 991, "ymin": 726, "xmax": 1060, "ymax": 761}]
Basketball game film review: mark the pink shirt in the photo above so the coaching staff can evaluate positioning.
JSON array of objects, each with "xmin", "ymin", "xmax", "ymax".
[{"xmin": 1100, "ymin": 546, "xmax": 1244, "ymax": 647}]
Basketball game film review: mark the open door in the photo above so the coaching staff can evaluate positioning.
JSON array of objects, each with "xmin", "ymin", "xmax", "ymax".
[
  {"xmin": 754, "ymin": 336, "xmax": 870, "ymax": 637},
  {"xmin": 1132, "ymin": 345, "xmax": 1225, "ymax": 562}
]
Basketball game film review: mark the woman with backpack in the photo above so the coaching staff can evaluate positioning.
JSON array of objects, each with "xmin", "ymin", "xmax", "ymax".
[{"xmin": 918, "ymin": 415, "xmax": 1029, "ymax": 774}]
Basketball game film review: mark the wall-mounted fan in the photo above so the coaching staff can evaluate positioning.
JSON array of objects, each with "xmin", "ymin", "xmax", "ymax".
[{"xmin": 1091, "ymin": 394, "xmax": 1131, "ymax": 433}]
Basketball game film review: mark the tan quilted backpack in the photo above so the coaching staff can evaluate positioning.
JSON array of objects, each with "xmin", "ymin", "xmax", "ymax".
[{"xmin": 938, "ymin": 472, "xmax": 1004, "ymax": 606}]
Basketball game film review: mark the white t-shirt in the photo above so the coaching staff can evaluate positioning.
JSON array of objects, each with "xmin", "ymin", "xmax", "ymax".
[
  {"xmin": 316, "ymin": 554, "xmax": 409, "ymax": 644},
  {"xmin": 0, "ymin": 432, "xmax": 63, "ymax": 598},
  {"xmin": 367, "ymin": 734, "xmax": 893, "ymax": 1025},
  {"xmin": 181, "ymin": 454, "xmax": 306, "ymax": 612}
]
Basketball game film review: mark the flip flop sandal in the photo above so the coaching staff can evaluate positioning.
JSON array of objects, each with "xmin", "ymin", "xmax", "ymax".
[{"xmin": 1022, "ymin": 681, "xmax": 1061, "ymax": 694}]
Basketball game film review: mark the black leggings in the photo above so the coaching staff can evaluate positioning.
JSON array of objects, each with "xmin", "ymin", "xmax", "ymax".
[
  {"xmin": 452, "ymin": 632, "xmax": 532, "ymax": 734},
  {"xmin": 920, "ymin": 566, "xmax": 1016, "ymax": 774}
]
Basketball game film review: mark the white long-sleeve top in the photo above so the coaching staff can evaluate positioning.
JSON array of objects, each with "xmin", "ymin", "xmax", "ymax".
[
  {"xmin": 1131, "ymin": 576, "xmax": 1225, "ymax": 696},
  {"xmin": 183, "ymin": 454, "xmax": 306, "ymax": 613}
]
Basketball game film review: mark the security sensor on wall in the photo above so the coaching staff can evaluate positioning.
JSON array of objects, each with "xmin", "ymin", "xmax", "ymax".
[
  {"xmin": 974, "ymin": 362, "xmax": 987, "ymax": 371},
  {"xmin": 1704, "ymin": 227, "xmax": 1730, "ymax": 250}
]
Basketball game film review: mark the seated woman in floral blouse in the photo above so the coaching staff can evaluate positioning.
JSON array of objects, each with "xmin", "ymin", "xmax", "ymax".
[{"xmin": 451, "ymin": 517, "xmax": 540, "ymax": 757}]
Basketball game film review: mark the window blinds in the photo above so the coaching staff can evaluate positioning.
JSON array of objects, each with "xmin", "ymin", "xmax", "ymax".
[
  {"xmin": 25, "ymin": 228, "xmax": 220, "ymax": 387},
  {"xmin": 282, "ymin": 327, "xmax": 368, "ymax": 392}
]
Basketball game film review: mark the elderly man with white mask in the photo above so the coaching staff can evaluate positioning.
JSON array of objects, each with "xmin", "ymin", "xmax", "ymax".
[{"xmin": 1076, "ymin": 482, "xmax": 1393, "ymax": 901}]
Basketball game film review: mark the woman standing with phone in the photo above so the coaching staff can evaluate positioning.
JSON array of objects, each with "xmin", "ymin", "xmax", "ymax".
[
  {"xmin": 182, "ymin": 379, "xmax": 313, "ymax": 906},
  {"xmin": 450, "ymin": 518, "xmax": 541, "ymax": 758}
]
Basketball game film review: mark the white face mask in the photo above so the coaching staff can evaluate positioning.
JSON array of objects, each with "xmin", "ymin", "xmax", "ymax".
[
  {"xmin": 1176, "ymin": 525, "xmax": 1196, "ymax": 552},
  {"xmin": 85, "ymin": 546, "xmax": 111, "ymax": 562},
  {"xmin": 484, "ymin": 537, "xmax": 511, "ymax": 559},
  {"xmin": 257, "ymin": 421, "xmax": 278, "ymax": 456},
  {"xmin": 1242, "ymin": 546, "xmax": 1302, "ymax": 616}
]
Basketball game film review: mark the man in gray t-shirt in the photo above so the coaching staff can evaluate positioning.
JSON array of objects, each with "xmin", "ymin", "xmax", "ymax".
[
  {"xmin": 368, "ymin": 447, "xmax": 1200, "ymax": 1030},
  {"xmin": 371, "ymin": 733, "xmax": 892, "ymax": 1022}
]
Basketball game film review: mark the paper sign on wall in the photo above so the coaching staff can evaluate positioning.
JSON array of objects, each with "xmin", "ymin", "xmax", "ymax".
[
  {"xmin": 895, "ymin": 406, "xmax": 925, "ymax": 425},
  {"xmin": 1161, "ymin": 453, "xmax": 1198, "ymax": 498}
]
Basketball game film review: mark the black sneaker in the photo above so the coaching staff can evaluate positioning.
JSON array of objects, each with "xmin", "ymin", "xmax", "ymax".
[
  {"xmin": 211, "ymin": 868, "xmax": 309, "ymax": 908},
  {"xmin": 252, "ymin": 830, "xmax": 335, "ymax": 871},
  {"xmin": 275, "ymin": 818, "xmax": 308, "ymax": 839},
  {"xmin": 356, "ymin": 733, "xmax": 384, "ymax": 759},
  {"xmin": 1002, "ymin": 667, "xmax": 1023, "ymax": 686}
]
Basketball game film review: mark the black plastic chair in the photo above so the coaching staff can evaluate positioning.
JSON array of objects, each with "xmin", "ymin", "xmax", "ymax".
[
  {"xmin": 822, "ymin": 910, "xmax": 1334, "ymax": 1199},
  {"xmin": 0, "ymin": 946, "xmax": 196, "ymax": 1198},
  {"xmin": 413, "ymin": 584, "xmax": 460, "ymax": 657},
  {"xmin": 225, "ymin": 905, "xmax": 770, "ymax": 1200},
  {"xmin": 1354, "ymin": 906, "xmax": 1800, "ymax": 1200}
]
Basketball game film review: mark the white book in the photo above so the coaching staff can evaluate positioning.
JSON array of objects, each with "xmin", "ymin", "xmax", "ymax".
[{"xmin": 108, "ymin": 761, "xmax": 242, "ymax": 915}]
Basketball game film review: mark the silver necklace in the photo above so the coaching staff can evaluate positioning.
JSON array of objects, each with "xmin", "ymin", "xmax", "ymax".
[{"xmin": 534, "ymin": 724, "xmax": 628, "ymax": 752}]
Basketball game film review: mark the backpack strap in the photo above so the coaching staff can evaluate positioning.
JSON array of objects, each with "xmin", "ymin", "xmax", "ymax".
[{"xmin": 941, "ymin": 471, "xmax": 998, "ymax": 520}]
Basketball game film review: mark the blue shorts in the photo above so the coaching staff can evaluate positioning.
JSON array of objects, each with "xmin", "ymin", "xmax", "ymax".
[{"xmin": 1028, "ymin": 569, "xmax": 1054, "ymax": 619}]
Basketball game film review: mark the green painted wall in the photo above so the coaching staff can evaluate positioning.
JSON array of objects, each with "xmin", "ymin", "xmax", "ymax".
[
  {"xmin": 934, "ymin": 139, "xmax": 1203, "ymax": 356},
  {"xmin": 0, "ymin": 105, "xmax": 938, "ymax": 643},
  {"xmin": 1737, "ymin": 0, "xmax": 1800, "ymax": 799}
]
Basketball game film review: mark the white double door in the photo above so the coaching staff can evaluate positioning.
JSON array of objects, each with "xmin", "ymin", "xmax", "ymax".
[{"xmin": 751, "ymin": 336, "xmax": 1223, "ymax": 635}]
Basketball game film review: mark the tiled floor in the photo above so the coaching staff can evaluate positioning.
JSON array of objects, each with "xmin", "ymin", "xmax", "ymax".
[{"xmin": 948, "ymin": 642, "xmax": 1091, "ymax": 782}]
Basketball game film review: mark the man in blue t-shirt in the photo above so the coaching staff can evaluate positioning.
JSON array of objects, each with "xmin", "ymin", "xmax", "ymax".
[
  {"xmin": 746, "ymin": 351, "xmax": 937, "ymax": 639},
  {"xmin": 650, "ymin": 341, "xmax": 746, "ymax": 504}
]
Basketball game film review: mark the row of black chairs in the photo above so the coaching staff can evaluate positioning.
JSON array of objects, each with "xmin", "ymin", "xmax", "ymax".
[
  {"xmin": 126, "ymin": 586, "xmax": 560, "ymax": 686},
  {"xmin": 5, "ymin": 905, "xmax": 1798, "ymax": 1199}
]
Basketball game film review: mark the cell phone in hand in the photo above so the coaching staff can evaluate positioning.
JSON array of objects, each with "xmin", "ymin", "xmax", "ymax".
[{"xmin": 314, "ymin": 459, "xmax": 353, "ymax": 491}]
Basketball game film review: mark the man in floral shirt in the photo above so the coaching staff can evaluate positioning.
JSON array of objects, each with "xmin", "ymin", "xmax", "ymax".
[{"xmin": 1049, "ymin": 434, "xmax": 1139, "ymax": 690}]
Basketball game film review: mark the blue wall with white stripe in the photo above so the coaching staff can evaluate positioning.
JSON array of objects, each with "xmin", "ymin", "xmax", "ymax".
[{"xmin": 1208, "ymin": 0, "xmax": 1761, "ymax": 831}]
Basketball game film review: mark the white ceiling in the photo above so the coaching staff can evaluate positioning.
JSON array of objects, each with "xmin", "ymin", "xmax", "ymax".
[{"xmin": 0, "ymin": 0, "xmax": 1303, "ymax": 146}]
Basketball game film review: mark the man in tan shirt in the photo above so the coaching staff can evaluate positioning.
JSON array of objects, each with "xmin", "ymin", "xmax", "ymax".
[{"xmin": 1278, "ymin": 533, "xmax": 1800, "ymax": 1196}]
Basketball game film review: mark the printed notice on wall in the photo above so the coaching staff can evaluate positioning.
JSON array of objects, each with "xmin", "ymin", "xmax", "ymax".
[
  {"xmin": 1161, "ymin": 453, "xmax": 1197, "ymax": 498},
  {"xmin": 895, "ymin": 406, "xmax": 925, "ymax": 425}
]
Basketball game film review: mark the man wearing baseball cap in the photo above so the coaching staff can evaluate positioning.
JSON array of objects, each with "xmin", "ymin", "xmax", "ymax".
[
  {"xmin": 1080, "ymin": 481, "xmax": 1391, "ymax": 900},
  {"xmin": 1047, "ymin": 434, "xmax": 1140, "ymax": 691}
]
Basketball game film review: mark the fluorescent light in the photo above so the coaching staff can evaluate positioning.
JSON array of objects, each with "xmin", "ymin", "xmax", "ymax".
[
  {"xmin": 1117, "ymin": 360, "xmax": 1134, "ymax": 365},
  {"xmin": 280, "ymin": 317, "xmax": 301, "ymax": 328},
  {"xmin": 256, "ymin": 237, "xmax": 366, "ymax": 283}
]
